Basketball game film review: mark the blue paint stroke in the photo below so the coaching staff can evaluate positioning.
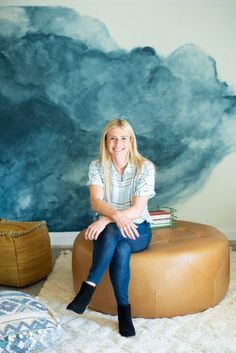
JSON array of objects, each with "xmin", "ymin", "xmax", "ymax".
[{"xmin": 0, "ymin": 7, "xmax": 235, "ymax": 230}]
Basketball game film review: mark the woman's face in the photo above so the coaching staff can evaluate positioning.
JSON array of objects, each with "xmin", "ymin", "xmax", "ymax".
[{"xmin": 106, "ymin": 127, "xmax": 132, "ymax": 161}]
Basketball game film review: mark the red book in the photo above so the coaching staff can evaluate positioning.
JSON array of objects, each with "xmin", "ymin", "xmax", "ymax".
[
  {"xmin": 149, "ymin": 210, "xmax": 170, "ymax": 215},
  {"xmin": 149, "ymin": 210, "xmax": 171, "ymax": 220}
]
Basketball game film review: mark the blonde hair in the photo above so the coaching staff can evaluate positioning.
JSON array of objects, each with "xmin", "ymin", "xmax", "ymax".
[{"xmin": 99, "ymin": 118, "xmax": 145, "ymax": 201}]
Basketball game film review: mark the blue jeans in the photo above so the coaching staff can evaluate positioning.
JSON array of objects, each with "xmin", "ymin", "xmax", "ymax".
[{"xmin": 87, "ymin": 221, "xmax": 152, "ymax": 305}]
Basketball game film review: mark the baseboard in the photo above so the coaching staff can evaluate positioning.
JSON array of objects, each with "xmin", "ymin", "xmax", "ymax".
[
  {"xmin": 49, "ymin": 232, "xmax": 79, "ymax": 247},
  {"xmin": 219, "ymin": 227, "xmax": 236, "ymax": 241},
  {"xmin": 49, "ymin": 227, "xmax": 236, "ymax": 247}
]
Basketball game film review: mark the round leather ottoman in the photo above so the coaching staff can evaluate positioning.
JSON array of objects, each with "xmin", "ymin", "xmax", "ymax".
[{"xmin": 72, "ymin": 220, "xmax": 230, "ymax": 318}]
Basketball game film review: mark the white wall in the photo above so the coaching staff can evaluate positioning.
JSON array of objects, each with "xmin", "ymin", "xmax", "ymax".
[{"xmin": 176, "ymin": 151, "xmax": 236, "ymax": 239}]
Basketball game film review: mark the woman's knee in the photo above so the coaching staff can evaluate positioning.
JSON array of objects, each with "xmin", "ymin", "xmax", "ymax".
[
  {"xmin": 100, "ymin": 223, "xmax": 119, "ymax": 241},
  {"xmin": 113, "ymin": 240, "xmax": 131, "ymax": 261}
]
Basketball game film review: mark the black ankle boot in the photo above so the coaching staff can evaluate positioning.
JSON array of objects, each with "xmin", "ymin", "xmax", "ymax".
[
  {"xmin": 66, "ymin": 281, "xmax": 96, "ymax": 314},
  {"xmin": 117, "ymin": 304, "xmax": 136, "ymax": 337}
]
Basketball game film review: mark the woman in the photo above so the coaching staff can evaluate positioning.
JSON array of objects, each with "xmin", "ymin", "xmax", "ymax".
[{"xmin": 67, "ymin": 118, "xmax": 156, "ymax": 337}]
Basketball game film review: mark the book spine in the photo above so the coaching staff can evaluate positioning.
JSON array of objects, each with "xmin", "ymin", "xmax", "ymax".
[
  {"xmin": 151, "ymin": 219, "xmax": 172, "ymax": 225},
  {"xmin": 150, "ymin": 215, "xmax": 171, "ymax": 220},
  {"xmin": 149, "ymin": 211, "xmax": 170, "ymax": 215},
  {"xmin": 149, "ymin": 206, "xmax": 177, "ymax": 229}
]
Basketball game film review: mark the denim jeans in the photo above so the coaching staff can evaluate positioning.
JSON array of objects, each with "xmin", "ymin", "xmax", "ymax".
[{"xmin": 87, "ymin": 221, "xmax": 152, "ymax": 305}]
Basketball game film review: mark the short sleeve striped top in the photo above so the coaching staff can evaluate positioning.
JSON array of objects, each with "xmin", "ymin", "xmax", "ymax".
[{"xmin": 87, "ymin": 159, "xmax": 156, "ymax": 224}]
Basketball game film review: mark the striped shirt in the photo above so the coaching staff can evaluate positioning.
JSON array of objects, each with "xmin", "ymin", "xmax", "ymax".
[{"xmin": 87, "ymin": 159, "xmax": 156, "ymax": 224}]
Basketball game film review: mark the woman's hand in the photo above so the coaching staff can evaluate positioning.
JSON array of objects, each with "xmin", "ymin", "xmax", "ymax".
[
  {"xmin": 85, "ymin": 218, "xmax": 110, "ymax": 240},
  {"xmin": 113, "ymin": 212, "xmax": 139, "ymax": 240}
]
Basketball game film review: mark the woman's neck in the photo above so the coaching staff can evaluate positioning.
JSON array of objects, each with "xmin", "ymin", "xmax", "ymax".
[{"xmin": 111, "ymin": 158, "xmax": 128, "ymax": 176}]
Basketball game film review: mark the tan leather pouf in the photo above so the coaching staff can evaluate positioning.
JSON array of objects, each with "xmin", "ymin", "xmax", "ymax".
[
  {"xmin": 0, "ymin": 219, "xmax": 53, "ymax": 287},
  {"xmin": 72, "ymin": 220, "xmax": 230, "ymax": 318}
]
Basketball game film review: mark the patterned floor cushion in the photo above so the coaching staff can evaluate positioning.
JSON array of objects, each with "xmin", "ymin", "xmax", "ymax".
[{"xmin": 0, "ymin": 291, "xmax": 61, "ymax": 353}]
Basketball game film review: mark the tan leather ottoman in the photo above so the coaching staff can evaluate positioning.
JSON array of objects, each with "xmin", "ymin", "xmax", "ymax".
[
  {"xmin": 0, "ymin": 219, "xmax": 53, "ymax": 287},
  {"xmin": 72, "ymin": 220, "xmax": 230, "ymax": 318}
]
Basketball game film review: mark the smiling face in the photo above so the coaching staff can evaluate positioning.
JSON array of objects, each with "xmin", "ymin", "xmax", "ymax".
[{"xmin": 106, "ymin": 127, "xmax": 133, "ymax": 163}]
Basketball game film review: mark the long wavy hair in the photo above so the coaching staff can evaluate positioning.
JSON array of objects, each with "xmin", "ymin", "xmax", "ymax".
[{"xmin": 99, "ymin": 118, "xmax": 146, "ymax": 201}]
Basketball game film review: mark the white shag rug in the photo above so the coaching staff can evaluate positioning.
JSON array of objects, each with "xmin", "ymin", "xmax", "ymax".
[{"xmin": 38, "ymin": 250, "xmax": 236, "ymax": 353}]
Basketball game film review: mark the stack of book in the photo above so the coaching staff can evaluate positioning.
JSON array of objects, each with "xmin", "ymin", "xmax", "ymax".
[{"xmin": 149, "ymin": 207, "xmax": 177, "ymax": 229}]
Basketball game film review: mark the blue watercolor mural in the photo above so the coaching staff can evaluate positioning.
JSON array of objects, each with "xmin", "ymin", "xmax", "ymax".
[{"xmin": 0, "ymin": 6, "xmax": 236, "ymax": 231}]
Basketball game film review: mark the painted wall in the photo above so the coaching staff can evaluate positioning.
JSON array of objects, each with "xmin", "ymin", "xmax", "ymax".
[{"xmin": 0, "ymin": 1, "xmax": 236, "ymax": 233}]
